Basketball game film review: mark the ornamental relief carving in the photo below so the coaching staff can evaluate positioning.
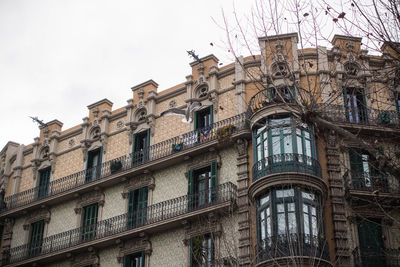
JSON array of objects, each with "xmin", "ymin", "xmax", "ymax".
[
  {"xmin": 183, "ymin": 214, "xmax": 222, "ymax": 246},
  {"xmin": 117, "ymin": 237, "xmax": 152, "ymax": 263},
  {"xmin": 122, "ymin": 174, "xmax": 155, "ymax": 198},
  {"xmin": 186, "ymin": 151, "xmax": 219, "ymax": 172},
  {"xmin": 23, "ymin": 208, "xmax": 51, "ymax": 230},
  {"xmin": 235, "ymin": 139, "xmax": 248, "ymax": 157},
  {"xmin": 69, "ymin": 250, "xmax": 99, "ymax": 267},
  {"xmin": 74, "ymin": 189, "xmax": 105, "ymax": 214}
]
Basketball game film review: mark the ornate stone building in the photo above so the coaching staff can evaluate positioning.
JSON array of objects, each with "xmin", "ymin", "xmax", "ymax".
[{"xmin": 0, "ymin": 33, "xmax": 399, "ymax": 267}]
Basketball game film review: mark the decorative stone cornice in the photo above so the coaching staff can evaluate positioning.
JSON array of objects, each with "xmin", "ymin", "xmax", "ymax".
[
  {"xmin": 74, "ymin": 189, "xmax": 105, "ymax": 214},
  {"xmin": 68, "ymin": 248, "xmax": 99, "ymax": 267},
  {"xmin": 183, "ymin": 213, "xmax": 222, "ymax": 246},
  {"xmin": 186, "ymin": 151, "xmax": 220, "ymax": 173},
  {"xmin": 116, "ymin": 234, "xmax": 152, "ymax": 263},
  {"xmin": 23, "ymin": 208, "xmax": 51, "ymax": 230},
  {"xmin": 122, "ymin": 173, "xmax": 155, "ymax": 198}
]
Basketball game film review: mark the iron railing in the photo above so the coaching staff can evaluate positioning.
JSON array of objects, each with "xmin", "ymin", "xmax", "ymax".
[
  {"xmin": 318, "ymin": 104, "xmax": 400, "ymax": 128},
  {"xmin": 353, "ymin": 247, "xmax": 400, "ymax": 267},
  {"xmin": 252, "ymin": 153, "xmax": 322, "ymax": 182},
  {"xmin": 2, "ymin": 182, "xmax": 237, "ymax": 265},
  {"xmin": 247, "ymin": 88, "xmax": 295, "ymax": 118},
  {"xmin": 349, "ymin": 171, "xmax": 392, "ymax": 193},
  {"xmin": 2, "ymin": 113, "xmax": 247, "ymax": 213},
  {"xmin": 256, "ymin": 233, "xmax": 330, "ymax": 263}
]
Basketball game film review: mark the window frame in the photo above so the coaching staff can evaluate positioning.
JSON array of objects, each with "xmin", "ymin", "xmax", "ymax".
[
  {"xmin": 190, "ymin": 233, "xmax": 215, "ymax": 267},
  {"xmin": 81, "ymin": 203, "xmax": 99, "ymax": 241}
]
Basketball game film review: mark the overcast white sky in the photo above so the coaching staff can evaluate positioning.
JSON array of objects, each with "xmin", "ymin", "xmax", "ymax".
[{"xmin": 0, "ymin": 0, "xmax": 253, "ymax": 148}]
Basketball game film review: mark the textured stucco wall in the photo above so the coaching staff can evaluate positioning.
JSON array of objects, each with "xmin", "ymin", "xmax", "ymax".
[
  {"xmin": 99, "ymin": 245, "xmax": 120, "ymax": 267},
  {"xmin": 53, "ymin": 149, "xmax": 83, "ymax": 181},
  {"xmin": 47, "ymin": 200, "xmax": 78, "ymax": 236},
  {"xmin": 219, "ymin": 214, "xmax": 240, "ymax": 260},
  {"xmin": 152, "ymin": 162, "xmax": 187, "ymax": 204},
  {"xmin": 150, "ymin": 228, "xmax": 187, "ymax": 267},
  {"xmin": 102, "ymin": 183, "xmax": 125, "ymax": 220},
  {"xmin": 10, "ymin": 217, "xmax": 25, "ymax": 248},
  {"xmin": 218, "ymin": 147, "xmax": 237, "ymax": 185},
  {"xmin": 106, "ymin": 132, "xmax": 130, "ymax": 161}
]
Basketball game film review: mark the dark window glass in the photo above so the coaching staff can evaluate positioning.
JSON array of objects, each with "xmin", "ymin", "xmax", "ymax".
[
  {"xmin": 123, "ymin": 251, "xmax": 145, "ymax": 267},
  {"xmin": 344, "ymin": 88, "xmax": 368, "ymax": 123},
  {"xmin": 86, "ymin": 148, "xmax": 102, "ymax": 182},
  {"xmin": 38, "ymin": 167, "xmax": 51, "ymax": 199},
  {"xmin": 190, "ymin": 234, "xmax": 214, "ymax": 267},
  {"xmin": 132, "ymin": 130, "xmax": 150, "ymax": 165},
  {"xmin": 128, "ymin": 187, "xmax": 148, "ymax": 228}
]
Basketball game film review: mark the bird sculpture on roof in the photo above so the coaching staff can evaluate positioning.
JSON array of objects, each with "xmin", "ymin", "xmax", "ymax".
[{"xmin": 160, "ymin": 101, "xmax": 203, "ymax": 123}]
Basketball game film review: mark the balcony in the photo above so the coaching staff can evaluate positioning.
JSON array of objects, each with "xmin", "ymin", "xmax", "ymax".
[
  {"xmin": 2, "ymin": 182, "xmax": 237, "ymax": 266},
  {"xmin": 353, "ymin": 247, "xmax": 400, "ymax": 267},
  {"xmin": 318, "ymin": 104, "xmax": 400, "ymax": 129},
  {"xmin": 345, "ymin": 171, "xmax": 400, "ymax": 200},
  {"xmin": 256, "ymin": 234, "xmax": 331, "ymax": 266},
  {"xmin": 247, "ymin": 87, "xmax": 295, "ymax": 119},
  {"xmin": 252, "ymin": 153, "xmax": 322, "ymax": 182},
  {"xmin": 1, "ymin": 113, "xmax": 247, "ymax": 215}
]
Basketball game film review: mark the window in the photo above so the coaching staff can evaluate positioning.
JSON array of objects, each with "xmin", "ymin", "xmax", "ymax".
[
  {"xmin": 269, "ymin": 87, "xmax": 294, "ymax": 102},
  {"xmin": 132, "ymin": 129, "xmax": 150, "ymax": 165},
  {"xmin": 253, "ymin": 116, "xmax": 315, "ymax": 166},
  {"xmin": 343, "ymin": 87, "xmax": 368, "ymax": 123},
  {"xmin": 86, "ymin": 148, "xmax": 102, "ymax": 182},
  {"xmin": 81, "ymin": 203, "xmax": 98, "ymax": 241},
  {"xmin": 190, "ymin": 234, "xmax": 214, "ymax": 267},
  {"xmin": 194, "ymin": 106, "xmax": 213, "ymax": 130},
  {"xmin": 127, "ymin": 187, "xmax": 148, "ymax": 228},
  {"xmin": 257, "ymin": 188, "xmax": 322, "ymax": 250},
  {"xmin": 37, "ymin": 167, "xmax": 51, "ymax": 199},
  {"xmin": 188, "ymin": 162, "xmax": 217, "ymax": 211},
  {"xmin": 357, "ymin": 219, "xmax": 385, "ymax": 267},
  {"xmin": 123, "ymin": 251, "xmax": 145, "ymax": 267},
  {"xmin": 348, "ymin": 148, "xmax": 386, "ymax": 190},
  {"xmin": 29, "ymin": 220, "xmax": 44, "ymax": 256}
]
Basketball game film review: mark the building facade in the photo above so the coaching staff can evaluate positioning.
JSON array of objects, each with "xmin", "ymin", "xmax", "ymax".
[{"xmin": 0, "ymin": 33, "xmax": 399, "ymax": 267}]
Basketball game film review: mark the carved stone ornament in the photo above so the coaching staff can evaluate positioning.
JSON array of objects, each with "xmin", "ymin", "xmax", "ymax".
[
  {"xmin": 169, "ymin": 100, "xmax": 177, "ymax": 108},
  {"xmin": 122, "ymin": 174, "xmax": 155, "ymax": 198},
  {"xmin": 186, "ymin": 151, "xmax": 219, "ymax": 172},
  {"xmin": 69, "ymin": 250, "xmax": 99, "ymax": 267},
  {"xmin": 117, "ymin": 120, "xmax": 124, "ymax": 129},
  {"xmin": 23, "ymin": 208, "xmax": 51, "ymax": 230},
  {"xmin": 235, "ymin": 139, "xmax": 248, "ymax": 157},
  {"xmin": 117, "ymin": 236, "xmax": 152, "ymax": 263},
  {"xmin": 183, "ymin": 213, "xmax": 222, "ymax": 246},
  {"xmin": 74, "ymin": 189, "xmax": 105, "ymax": 214},
  {"xmin": 68, "ymin": 138, "xmax": 75, "ymax": 148}
]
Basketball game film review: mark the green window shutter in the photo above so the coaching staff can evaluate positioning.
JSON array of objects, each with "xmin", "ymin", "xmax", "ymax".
[
  {"xmin": 82, "ymin": 204, "xmax": 98, "ymax": 240},
  {"xmin": 211, "ymin": 161, "xmax": 218, "ymax": 202},
  {"xmin": 141, "ymin": 251, "xmax": 145, "ymax": 267},
  {"xmin": 194, "ymin": 110, "xmax": 198, "ymax": 130},
  {"xmin": 30, "ymin": 220, "xmax": 44, "ymax": 256},
  {"xmin": 209, "ymin": 105, "xmax": 213, "ymax": 125},
  {"xmin": 123, "ymin": 255, "xmax": 129, "ymax": 267},
  {"xmin": 128, "ymin": 190, "xmax": 135, "ymax": 228},
  {"xmin": 349, "ymin": 148, "xmax": 363, "ymax": 175},
  {"xmin": 138, "ymin": 187, "xmax": 148, "ymax": 225},
  {"xmin": 38, "ymin": 168, "xmax": 51, "ymax": 198},
  {"xmin": 188, "ymin": 169, "xmax": 194, "ymax": 210},
  {"xmin": 146, "ymin": 129, "xmax": 150, "ymax": 160},
  {"xmin": 189, "ymin": 238, "xmax": 193, "ymax": 267}
]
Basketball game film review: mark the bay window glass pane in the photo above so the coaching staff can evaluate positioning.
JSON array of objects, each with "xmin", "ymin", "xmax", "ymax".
[
  {"xmin": 304, "ymin": 213, "xmax": 310, "ymax": 235},
  {"xmin": 311, "ymin": 206, "xmax": 316, "ymax": 216},
  {"xmin": 260, "ymin": 212, "xmax": 266, "ymax": 241},
  {"xmin": 272, "ymin": 136, "xmax": 281, "ymax": 156},
  {"xmin": 276, "ymin": 189, "xmax": 294, "ymax": 198},
  {"xmin": 277, "ymin": 203, "xmax": 284, "ymax": 212},
  {"xmin": 278, "ymin": 213, "xmax": 286, "ymax": 234},
  {"xmin": 260, "ymin": 195, "xmax": 269, "ymax": 206},
  {"xmin": 312, "ymin": 215, "xmax": 318, "ymax": 236},
  {"xmin": 283, "ymin": 135, "xmax": 293, "ymax": 153},
  {"xmin": 305, "ymin": 139, "xmax": 312, "ymax": 157},
  {"xmin": 302, "ymin": 192, "xmax": 315, "ymax": 201},
  {"xmin": 257, "ymin": 125, "xmax": 266, "ymax": 135},
  {"xmin": 288, "ymin": 212, "xmax": 297, "ymax": 233},
  {"xmin": 297, "ymin": 135, "xmax": 303, "ymax": 155}
]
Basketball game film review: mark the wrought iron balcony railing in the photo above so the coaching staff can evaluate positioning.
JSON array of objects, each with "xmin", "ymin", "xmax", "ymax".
[
  {"xmin": 252, "ymin": 153, "xmax": 322, "ymax": 182},
  {"xmin": 318, "ymin": 104, "xmax": 400, "ymax": 128},
  {"xmin": 2, "ymin": 113, "xmax": 247, "ymax": 213},
  {"xmin": 348, "ymin": 171, "xmax": 396, "ymax": 193},
  {"xmin": 247, "ymin": 88, "xmax": 295, "ymax": 118},
  {"xmin": 2, "ymin": 182, "xmax": 237, "ymax": 265},
  {"xmin": 353, "ymin": 247, "xmax": 400, "ymax": 267},
  {"xmin": 256, "ymin": 233, "xmax": 330, "ymax": 263}
]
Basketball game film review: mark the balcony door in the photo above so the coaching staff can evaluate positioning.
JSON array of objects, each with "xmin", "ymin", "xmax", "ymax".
[
  {"xmin": 188, "ymin": 162, "xmax": 217, "ymax": 210},
  {"xmin": 82, "ymin": 203, "xmax": 98, "ymax": 241},
  {"xmin": 29, "ymin": 220, "xmax": 44, "ymax": 256},
  {"xmin": 38, "ymin": 168, "xmax": 51, "ymax": 199},
  {"xmin": 344, "ymin": 88, "xmax": 368, "ymax": 123},
  {"xmin": 132, "ymin": 129, "xmax": 150, "ymax": 165},
  {"xmin": 357, "ymin": 219, "xmax": 385, "ymax": 267},
  {"xmin": 86, "ymin": 148, "xmax": 102, "ymax": 182},
  {"xmin": 127, "ymin": 187, "xmax": 148, "ymax": 228}
]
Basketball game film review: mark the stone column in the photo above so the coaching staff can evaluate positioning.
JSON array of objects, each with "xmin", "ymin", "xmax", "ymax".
[
  {"xmin": 11, "ymin": 145, "xmax": 24, "ymax": 194},
  {"xmin": 235, "ymin": 139, "xmax": 251, "ymax": 266},
  {"xmin": 235, "ymin": 56, "xmax": 246, "ymax": 114},
  {"xmin": 326, "ymin": 130, "xmax": 351, "ymax": 266}
]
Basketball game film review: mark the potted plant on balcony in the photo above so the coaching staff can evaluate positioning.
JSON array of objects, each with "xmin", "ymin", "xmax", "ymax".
[
  {"xmin": 172, "ymin": 142, "xmax": 184, "ymax": 152},
  {"xmin": 216, "ymin": 124, "xmax": 235, "ymax": 142},
  {"xmin": 110, "ymin": 160, "xmax": 123, "ymax": 173}
]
